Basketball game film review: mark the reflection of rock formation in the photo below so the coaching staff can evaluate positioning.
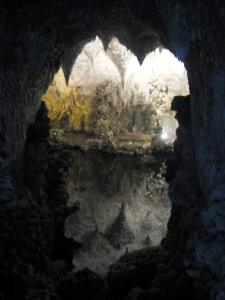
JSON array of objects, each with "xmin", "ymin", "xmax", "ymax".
[
  {"xmin": 65, "ymin": 211, "xmax": 96, "ymax": 244},
  {"xmin": 65, "ymin": 150, "xmax": 171, "ymax": 275},
  {"xmin": 80, "ymin": 225, "xmax": 111, "ymax": 253},
  {"xmin": 143, "ymin": 235, "xmax": 152, "ymax": 247},
  {"xmin": 73, "ymin": 225, "xmax": 118, "ymax": 276},
  {"xmin": 105, "ymin": 201, "xmax": 135, "ymax": 248}
]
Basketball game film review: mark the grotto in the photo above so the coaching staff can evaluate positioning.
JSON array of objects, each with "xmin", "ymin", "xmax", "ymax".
[{"xmin": 0, "ymin": 1, "xmax": 225, "ymax": 300}]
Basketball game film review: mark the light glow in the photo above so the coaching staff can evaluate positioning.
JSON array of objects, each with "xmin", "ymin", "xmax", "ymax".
[{"xmin": 160, "ymin": 130, "xmax": 169, "ymax": 140}]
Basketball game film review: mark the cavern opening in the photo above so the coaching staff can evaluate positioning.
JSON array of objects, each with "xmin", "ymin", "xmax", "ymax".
[{"xmin": 42, "ymin": 36, "xmax": 189, "ymax": 277}]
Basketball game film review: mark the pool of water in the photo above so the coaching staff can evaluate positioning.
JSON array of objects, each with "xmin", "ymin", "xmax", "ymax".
[{"xmin": 65, "ymin": 149, "xmax": 171, "ymax": 277}]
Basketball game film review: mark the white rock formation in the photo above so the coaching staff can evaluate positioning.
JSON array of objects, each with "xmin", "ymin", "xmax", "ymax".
[
  {"xmin": 67, "ymin": 36, "xmax": 189, "ymax": 141},
  {"xmin": 69, "ymin": 36, "xmax": 189, "ymax": 110},
  {"xmin": 69, "ymin": 37, "xmax": 121, "ymax": 98}
]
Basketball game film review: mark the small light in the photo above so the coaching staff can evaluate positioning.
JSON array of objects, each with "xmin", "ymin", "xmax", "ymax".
[{"xmin": 160, "ymin": 131, "xmax": 168, "ymax": 140}]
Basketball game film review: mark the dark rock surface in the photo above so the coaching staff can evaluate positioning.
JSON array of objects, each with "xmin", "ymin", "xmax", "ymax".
[
  {"xmin": 0, "ymin": 1, "xmax": 225, "ymax": 299},
  {"xmin": 0, "ymin": 103, "xmax": 103, "ymax": 300},
  {"xmin": 108, "ymin": 248, "xmax": 167, "ymax": 295}
]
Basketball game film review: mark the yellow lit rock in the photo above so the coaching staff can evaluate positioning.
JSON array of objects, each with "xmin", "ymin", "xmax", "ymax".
[
  {"xmin": 52, "ymin": 67, "xmax": 70, "ymax": 96},
  {"xmin": 42, "ymin": 67, "xmax": 92, "ymax": 132}
]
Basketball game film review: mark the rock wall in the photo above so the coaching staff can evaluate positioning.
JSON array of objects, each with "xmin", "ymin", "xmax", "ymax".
[{"xmin": 157, "ymin": 2, "xmax": 225, "ymax": 298}]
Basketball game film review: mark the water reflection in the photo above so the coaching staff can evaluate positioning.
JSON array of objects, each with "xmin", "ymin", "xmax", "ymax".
[{"xmin": 65, "ymin": 149, "xmax": 171, "ymax": 276}]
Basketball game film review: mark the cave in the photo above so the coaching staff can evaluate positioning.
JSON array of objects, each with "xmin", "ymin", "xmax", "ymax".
[
  {"xmin": 41, "ymin": 36, "xmax": 188, "ymax": 277},
  {"xmin": 0, "ymin": 1, "xmax": 225, "ymax": 300}
]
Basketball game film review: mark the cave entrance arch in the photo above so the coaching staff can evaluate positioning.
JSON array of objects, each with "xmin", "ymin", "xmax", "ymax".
[{"xmin": 41, "ymin": 34, "xmax": 190, "ymax": 277}]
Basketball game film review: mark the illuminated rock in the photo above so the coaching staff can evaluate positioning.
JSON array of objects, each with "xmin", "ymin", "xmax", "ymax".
[
  {"xmin": 42, "ymin": 68, "xmax": 92, "ymax": 133},
  {"xmin": 72, "ymin": 224, "xmax": 116, "ymax": 276},
  {"xmin": 105, "ymin": 201, "xmax": 135, "ymax": 248}
]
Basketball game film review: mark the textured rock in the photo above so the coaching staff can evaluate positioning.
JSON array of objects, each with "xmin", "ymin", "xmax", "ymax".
[
  {"xmin": 0, "ymin": 1, "xmax": 225, "ymax": 299},
  {"xmin": 105, "ymin": 201, "xmax": 135, "ymax": 248},
  {"xmin": 65, "ymin": 149, "xmax": 171, "ymax": 276},
  {"xmin": 56, "ymin": 268, "xmax": 103, "ymax": 300},
  {"xmin": 108, "ymin": 248, "xmax": 165, "ymax": 295}
]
